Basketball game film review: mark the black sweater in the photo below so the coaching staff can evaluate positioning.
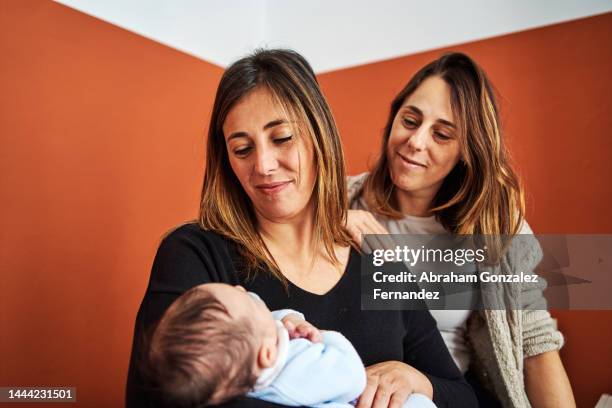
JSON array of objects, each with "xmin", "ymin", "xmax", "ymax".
[{"xmin": 126, "ymin": 223, "xmax": 477, "ymax": 407}]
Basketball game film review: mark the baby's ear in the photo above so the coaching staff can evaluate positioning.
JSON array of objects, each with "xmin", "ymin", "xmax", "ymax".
[{"xmin": 257, "ymin": 339, "xmax": 277, "ymax": 369}]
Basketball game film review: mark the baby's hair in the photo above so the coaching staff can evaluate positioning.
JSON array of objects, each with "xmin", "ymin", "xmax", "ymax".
[{"xmin": 146, "ymin": 286, "xmax": 258, "ymax": 407}]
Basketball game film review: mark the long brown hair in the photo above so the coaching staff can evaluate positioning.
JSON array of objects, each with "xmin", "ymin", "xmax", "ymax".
[
  {"xmin": 364, "ymin": 52, "xmax": 525, "ymax": 258},
  {"xmin": 199, "ymin": 49, "xmax": 352, "ymax": 280}
]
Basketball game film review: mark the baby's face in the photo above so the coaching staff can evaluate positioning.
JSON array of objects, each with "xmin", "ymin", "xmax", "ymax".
[{"xmin": 198, "ymin": 283, "xmax": 278, "ymax": 345}]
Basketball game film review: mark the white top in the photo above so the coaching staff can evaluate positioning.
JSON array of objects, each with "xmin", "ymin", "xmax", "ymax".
[{"xmin": 353, "ymin": 195, "xmax": 473, "ymax": 373}]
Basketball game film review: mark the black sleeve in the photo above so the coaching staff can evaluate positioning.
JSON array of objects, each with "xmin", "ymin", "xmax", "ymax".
[
  {"xmin": 402, "ymin": 311, "xmax": 478, "ymax": 408},
  {"xmin": 125, "ymin": 225, "xmax": 289, "ymax": 408}
]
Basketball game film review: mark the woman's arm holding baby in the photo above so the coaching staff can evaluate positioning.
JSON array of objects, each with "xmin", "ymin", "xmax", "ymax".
[
  {"xmin": 357, "ymin": 310, "xmax": 476, "ymax": 408},
  {"xmin": 126, "ymin": 226, "xmax": 290, "ymax": 408}
]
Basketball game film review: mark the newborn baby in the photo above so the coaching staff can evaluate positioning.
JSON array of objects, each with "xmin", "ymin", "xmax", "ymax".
[{"xmin": 147, "ymin": 283, "xmax": 436, "ymax": 408}]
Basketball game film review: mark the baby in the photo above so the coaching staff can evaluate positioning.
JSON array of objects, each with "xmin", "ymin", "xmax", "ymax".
[{"xmin": 146, "ymin": 283, "xmax": 436, "ymax": 408}]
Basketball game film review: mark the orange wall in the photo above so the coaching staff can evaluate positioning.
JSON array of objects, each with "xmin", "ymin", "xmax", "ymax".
[
  {"xmin": 0, "ymin": 1, "xmax": 223, "ymax": 407},
  {"xmin": 318, "ymin": 12, "xmax": 612, "ymax": 407},
  {"xmin": 0, "ymin": 1, "xmax": 610, "ymax": 406}
]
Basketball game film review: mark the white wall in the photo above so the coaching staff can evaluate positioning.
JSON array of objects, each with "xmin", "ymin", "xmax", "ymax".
[
  {"xmin": 56, "ymin": 0, "xmax": 612, "ymax": 72},
  {"xmin": 55, "ymin": 0, "xmax": 267, "ymax": 67}
]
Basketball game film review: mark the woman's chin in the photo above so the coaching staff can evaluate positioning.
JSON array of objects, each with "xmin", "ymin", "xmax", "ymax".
[
  {"xmin": 391, "ymin": 172, "xmax": 422, "ymax": 193},
  {"xmin": 255, "ymin": 205, "xmax": 305, "ymax": 223}
]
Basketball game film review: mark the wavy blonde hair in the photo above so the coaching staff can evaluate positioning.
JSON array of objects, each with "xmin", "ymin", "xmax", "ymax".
[
  {"xmin": 199, "ymin": 49, "xmax": 352, "ymax": 281},
  {"xmin": 364, "ymin": 52, "xmax": 525, "ymax": 260}
]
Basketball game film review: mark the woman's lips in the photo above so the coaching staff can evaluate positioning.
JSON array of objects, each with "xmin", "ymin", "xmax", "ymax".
[
  {"xmin": 255, "ymin": 181, "xmax": 292, "ymax": 194},
  {"xmin": 397, "ymin": 152, "xmax": 426, "ymax": 169}
]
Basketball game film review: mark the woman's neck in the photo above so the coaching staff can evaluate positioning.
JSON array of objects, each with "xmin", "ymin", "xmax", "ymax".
[
  {"xmin": 256, "ymin": 205, "xmax": 317, "ymax": 263},
  {"xmin": 394, "ymin": 188, "xmax": 435, "ymax": 217},
  {"xmin": 256, "ymin": 204, "xmax": 349, "ymax": 293}
]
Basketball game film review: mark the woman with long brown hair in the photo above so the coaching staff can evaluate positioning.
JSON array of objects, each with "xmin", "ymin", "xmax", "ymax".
[
  {"xmin": 347, "ymin": 52, "xmax": 575, "ymax": 407},
  {"xmin": 126, "ymin": 49, "xmax": 476, "ymax": 407}
]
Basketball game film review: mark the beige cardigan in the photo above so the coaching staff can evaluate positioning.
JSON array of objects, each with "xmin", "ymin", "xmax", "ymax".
[{"xmin": 348, "ymin": 173, "xmax": 564, "ymax": 408}]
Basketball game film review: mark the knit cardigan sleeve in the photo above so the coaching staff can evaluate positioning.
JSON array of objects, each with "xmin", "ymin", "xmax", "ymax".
[{"xmin": 510, "ymin": 222, "xmax": 565, "ymax": 358}]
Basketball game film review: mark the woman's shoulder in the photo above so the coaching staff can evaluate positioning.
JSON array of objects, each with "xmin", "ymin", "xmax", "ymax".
[
  {"xmin": 504, "ymin": 219, "xmax": 543, "ymax": 270},
  {"xmin": 347, "ymin": 172, "xmax": 369, "ymax": 203},
  {"xmin": 161, "ymin": 222, "xmax": 231, "ymax": 250},
  {"xmin": 154, "ymin": 222, "xmax": 236, "ymax": 271},
  {"xmin": 517, "ymin": 219, "xmax": 533, "ymax": 235},
  {"xmin": 149, "ymin": 222, "xmax": 240, "ymax": 290}
]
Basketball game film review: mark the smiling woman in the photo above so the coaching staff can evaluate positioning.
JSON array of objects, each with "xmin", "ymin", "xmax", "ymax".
[
  {"xmin": 387, "ymin": 76, "xmax": 461, "ymax": 209},
  {"xmin": 199, "ymin": 49, "xmax": 350, "ymax": 283},
  {"xmin": 126, "ymin": 49, "xmax": 477, "ymax": 408},
  {"xmin": 347, "ymin": 52, "xmax": 575, "ymax": 408},
  {"xmin": 222, "ymin": 88, "xmax": 316, "ymax": 223}
]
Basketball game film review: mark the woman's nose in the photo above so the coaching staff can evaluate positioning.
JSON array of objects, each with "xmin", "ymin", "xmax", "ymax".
[
  {"xmin": 253, "ymin": 146, "xmax": 279, "ymax": 175},
  {"xmin": 406, "ymin": 126, "xmax": 428, "ymax": 152}
]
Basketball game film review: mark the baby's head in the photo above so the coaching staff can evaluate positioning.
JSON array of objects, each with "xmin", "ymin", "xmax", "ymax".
[{"xmin": 146, "ymin": 283, "xmax": 279, "ymax": 406}]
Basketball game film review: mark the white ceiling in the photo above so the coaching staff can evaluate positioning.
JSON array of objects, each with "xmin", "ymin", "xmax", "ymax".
[{"xmin": 56, "ymin": 0, "xmax": 612, "ymax": 73}]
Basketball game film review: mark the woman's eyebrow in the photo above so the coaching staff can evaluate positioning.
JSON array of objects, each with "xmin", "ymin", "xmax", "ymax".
[
  {"xmin": 227, "ymin": 131, "xmax": 248, "ymax": 141},
  {"xmin": 437, "ymin": 118, "xmax": 456, "ymax": 129},
  {"xmin": 263, "ymin": 119, "xmax": 287, "ymax": 130},
  {"xmin": 227, "ymin": 119, "xmax": 287, "ymax": 141},
  {"xmin": 403, "ymin": 105, "xmax": 423, "ymax": 115},
  {"xmin": 404, "ymin": 105, "xmax": 456, "ymax": 128}
]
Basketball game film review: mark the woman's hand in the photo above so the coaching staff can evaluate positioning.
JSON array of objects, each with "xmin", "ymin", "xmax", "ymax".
[
  {"xmin": 357, "ymin": 361, "xmax": 433, "ymax": 408},
  {"xmin": 346, "ymin": 210, "xmax": 394, "ymax": 252},
  {"xmin": 281, "ymin": 314, "xmax": 323, "ymax": 343}
]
